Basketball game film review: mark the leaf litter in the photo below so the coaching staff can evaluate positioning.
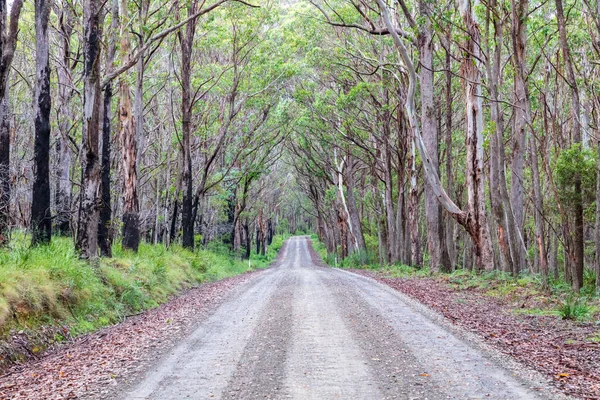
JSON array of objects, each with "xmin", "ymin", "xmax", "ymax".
[{"xmin": 351, "ymin": 270, "xmax": 600, "ymax": 400}]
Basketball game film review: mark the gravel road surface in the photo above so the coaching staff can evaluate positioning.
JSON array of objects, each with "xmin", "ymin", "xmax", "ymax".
[{"xmin": 122, "ymin": 237, "xmax": 549, "ymax": 400}]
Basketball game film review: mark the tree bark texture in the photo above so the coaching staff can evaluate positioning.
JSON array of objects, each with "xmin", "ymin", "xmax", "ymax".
[
  {"xmin": 0, "ymin": 0, "xmax": 23, "ymax": 245},
  {"xmin": 31, "ymin": 0, "xmax": 52, "ymax": 245},
  {"xmin": 76, "ymin": 0, "xmax": 103, "ymax": 259}
]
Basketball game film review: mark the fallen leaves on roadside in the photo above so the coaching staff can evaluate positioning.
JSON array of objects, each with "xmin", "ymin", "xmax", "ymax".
[{"xmin": 351, "ymin": 270, "xmax": 600, "ymax": 400}]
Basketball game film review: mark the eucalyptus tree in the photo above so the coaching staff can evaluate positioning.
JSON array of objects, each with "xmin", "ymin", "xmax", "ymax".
[
  {"xmin": 53, "ymin": 0, "xmax": 76, "ymax": 236},
  {"xmin": 555, "ymin": 0, "xmax": 584, "ymax": 291},
  {"xmin": 99, "ymin": 0, "xmax": 119, "ymax": 257},
  {"xmin": 118, "ymin": 0, "xmax": 140, "ymax": 252},
  {"xmin": 75, "ymin": 0, "xmax": 103, "ymax": 259},
  {"xmin": 0, "ymin": 0, "xmax": 24, "ymax": 245},
  {"xmin": 31, "ymin": 0, "xmax": 52, "ymax": 245}
]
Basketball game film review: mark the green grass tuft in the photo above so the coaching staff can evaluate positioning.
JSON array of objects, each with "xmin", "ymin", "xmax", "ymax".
[{"xmin": 558, "ymin": 296, "xmax": 594, "ymax": 321}]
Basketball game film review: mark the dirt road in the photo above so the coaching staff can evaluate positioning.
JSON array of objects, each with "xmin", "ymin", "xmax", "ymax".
[{"xmin": 123, "ymin": 237, "xmax": 550, "ymax": 400}]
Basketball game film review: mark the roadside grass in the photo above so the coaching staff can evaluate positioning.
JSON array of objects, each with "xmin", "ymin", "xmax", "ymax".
[
  {"xmin": 0, "ymin": 233, "xmax": 287, "ymax": 366},
  {"xmin": 310, "ymin": 235, "xmax": 600, "ymax": 322}
]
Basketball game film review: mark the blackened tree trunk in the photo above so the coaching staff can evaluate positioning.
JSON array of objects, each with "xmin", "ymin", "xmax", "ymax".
[
  {"xmin": 99, "ymin": 84, "xmax": 113, "ymax": 256},
  {"xmin": 31, "ymin": 0, "xmax": 52, "ymax": 246},
  {"xmin": 120, "ymin": 75, "xmax": 139, "ymax": 251},
  {"xmin": 98, "ymin": 0, "xmax": 118, "ymax": 257},
  {"xmin": 267, "ymin": 219, "xmax": 273, "ymax": 245},
  {"xmin": 178, "ymin": 2, "xmax": 196, "ymax": 250},
  {"xmin": 169, "ymin": 197, "xmax": 179, "ymax": 244},
  {"xmin": 0, "ymin": 0, "xmax": 23, "ymax": 245},
  {"xmin": 76, "ymin": 0, "xmax": 103, "ymax": 259},
  {"xmin": 243, "ymin": 219, "xmax": 251, "ymax": 259},
  {"xmin": 256, "ymin": 225, "xmax": 261, "ymax": 255}
]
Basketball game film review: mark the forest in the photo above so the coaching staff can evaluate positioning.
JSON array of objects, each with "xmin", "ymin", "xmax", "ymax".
[
  {"xmin": 2, "ymin": 0, "xmax": 600, "ymax": 397},
  {"xmin": 1, "ymin": 0, "xmax": 600, "ymax": 336}
]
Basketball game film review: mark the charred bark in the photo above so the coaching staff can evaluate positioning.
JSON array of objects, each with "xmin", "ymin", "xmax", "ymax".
[
  {"xmin": 31, "ymin": 0, "xmax": 52, "ymax": 246},
  {"xmin": 178, "ymin": 5, "xmax": 195, "ymax": 250},
  {"xmin": 98, "ymin": 84, "xmax": 112, "ymax": 256}
]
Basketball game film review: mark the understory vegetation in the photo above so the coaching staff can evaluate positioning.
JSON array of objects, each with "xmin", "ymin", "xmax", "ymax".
[
  {"xmin": 311, "ymin": 234, "xmax": 599, "ymax": 322},
  {"xmin": 0, "ymin": 233, "xmax": 286, "ymax": 365}
]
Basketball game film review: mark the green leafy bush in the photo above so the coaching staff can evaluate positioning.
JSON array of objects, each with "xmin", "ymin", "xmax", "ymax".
[{"xmin": 558, "ymin": 296, "xmax": 593, "ymax": 320}]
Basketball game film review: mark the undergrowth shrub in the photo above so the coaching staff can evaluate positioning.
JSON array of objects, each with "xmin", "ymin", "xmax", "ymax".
[{"xmin": 558, "ymin": 296, "xmax": 593, "ymax": 320}]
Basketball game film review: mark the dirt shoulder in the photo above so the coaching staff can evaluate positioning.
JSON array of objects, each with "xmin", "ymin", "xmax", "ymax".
[{"xmin": 349, "ymin": 269, "xmax": 600, "ymax": 400}]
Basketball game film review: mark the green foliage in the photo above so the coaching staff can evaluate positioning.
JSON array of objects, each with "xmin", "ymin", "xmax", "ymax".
[
  {"xmin": 555, "ymin": 144, "xmax": 597, "ymax": 216},
  {"xmin": 581, "ymin": 269, "xmax": 599, "ymax": 297},
  {"xmin": 558, "ymin": 296, "xmax": 593, "ymax": 321}
]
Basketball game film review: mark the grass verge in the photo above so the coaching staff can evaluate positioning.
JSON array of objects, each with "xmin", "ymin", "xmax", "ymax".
[{"xmin": 0, "ymin": 233, "xmax": 287, "ymax": 367}]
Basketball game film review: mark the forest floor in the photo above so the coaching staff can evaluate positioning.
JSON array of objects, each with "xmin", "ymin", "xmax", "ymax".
[{"xmin": 350, "ymin": 269, "xmax": 600, "ymax": 399}]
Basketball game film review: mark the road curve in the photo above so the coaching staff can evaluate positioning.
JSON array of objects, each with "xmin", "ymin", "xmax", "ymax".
[{"xmin": 123, "ymin": 236, "xmax": 546, "ymax": 400}]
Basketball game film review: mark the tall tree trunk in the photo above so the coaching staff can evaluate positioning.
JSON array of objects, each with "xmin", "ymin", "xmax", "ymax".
[
  {"xmin": 120, "ymin": 0, "xmax": 139, "ymax": 252},
  {"xmin": 596, "ymin": 140, "xmax": 600, "ymax": 289},
  {"xmin": 511, "ymin": 0, "xmax": 546, "ymax": 280},
  {"xmin": 119, "ymin": 82, "xmax": 139, "ymax": 251},
  {"xmin": 31, "ymin": 0, "xmax": 52, "ymax": 245},
  {"xmin": 418, "ymin": 0, "xmax": 449, "ymax": 272},
  {"xmin": 511, "ymin": 0, "xmax": 543, "ymax": 276},
  {"xmin": 583, "ymin": 0, "xmax": 600, "ymax": 291},
  {"xmin": 99, "ymin": 84, "xmax": 113, "ymax": 256},
  {"xmin": 0, "ymin": 0, "xmax": 23, "ymax": 245},
  {"xmin": 556, "ymin": 0, "xmax": 584, "ymax": 291},
  {"xmin": 443, "ymin": 35, "xmax": 457, "ymax": 269},
  {"xmin": 383, "ymin": 141, "xmax": 398, "ymax": 263},
  {"xmin": 408, "ymin": 139, "xmax": 420, "ymax": 266},
  {"xmin": 0, "ymin": 94, "xmax": 10, "ymax": 245},
  {"xmin": 460, "ymin": 0, "xmax": 494, "ymax": 270},
  {"xmin": 178, "ymin": 4, "xmax": 195, "ymax": 250},
  {"xmin": 76, "ymin": 0, "xmax": 103, "ymax": 259},
  {"xmin": 485, "ymin": 0, "xmax": 516, "ymax": 274},
  {"xmin": 344, "ymin": 155, "xmax": 366, "ymax": 253},
  {"xmin": 55, "ymin": 0, "xmax": 74, "ymax": 236},
  {"xmin": 98, "ymin": 0, "xmax": 118, "ymax": 257}
]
